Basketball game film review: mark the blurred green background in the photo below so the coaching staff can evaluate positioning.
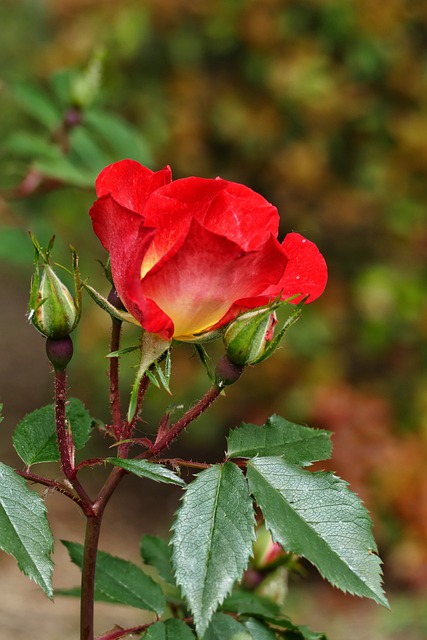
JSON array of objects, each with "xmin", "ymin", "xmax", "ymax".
[{"xmin": 1, "ymin": 0, "xmax": 427, "ymax": 638}]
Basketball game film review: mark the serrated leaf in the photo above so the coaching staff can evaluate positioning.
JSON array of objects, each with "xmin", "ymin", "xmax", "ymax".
[
  {"xmin": 62, "ymin": 541, "xmax": 165, "ymax": 614},
  {"xmin": 13, "ymin": 398, "xmax": 94, "ymax": 466},
  {"xmin": 204, "ymin": 613, "xmax": 252, "ymax": 640},
  {"xmin": 221, "ymin": 591, "xmax": 280, "ymax": 618},
  {"xmin": 244, "ymin": 618, "xmax": 278, "ymax": 640},
  {"xmin": 227, "ymin": 415, "xmax": 332, "ymax": 465},
  {"xmin": 171, "ymin": 462, "xmax": 256, "ymax": 637},
  {"xmin": 142, "ymin": 619, "xmax": 196, "ymax": 639},
  {"xmin": 106, "ymin": 458, "xmax": 186, "ymax": 487},
  {"xmin": 140, "ymin": 534, "xmax": 176, "ymax": 585},
  {"xmin": 247, "ymin": 457, "xmax": 388, "ymax": 607},
  {"xmin": 0, "ymin": 463, "xmax": 53, "ymax": 598}
]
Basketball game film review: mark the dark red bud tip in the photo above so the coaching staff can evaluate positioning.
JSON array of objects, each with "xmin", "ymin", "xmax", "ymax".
[
  {"xmin": 215, "ymin": 354, "xmax": 244, "ymax": 387},
  {"xmin": 107, "ymin": 287, "xmax": 126, "ymax": 311},
  {"xmin": 46, "ymin": 336, "xmax": 74, "ymax": 370}
]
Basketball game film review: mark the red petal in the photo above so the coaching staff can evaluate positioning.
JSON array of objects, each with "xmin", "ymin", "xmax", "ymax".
[
  {"xmin": 265, "ymin": 232, "xmax": 328, "ymax": 303},
  {"xmin": 130, "ymin": 219, "xmax": 288, "ymax": 339},
  {"xmin": 139, "ymin": 177, "xmax": 280, "ymax": 275},
  {"xmin": 89, "ymin": 194, "xmax": 156, "ymax": 316},
  {"xmin": 95, "ymin": 159, "xmax": 172, "ymax": 214}
]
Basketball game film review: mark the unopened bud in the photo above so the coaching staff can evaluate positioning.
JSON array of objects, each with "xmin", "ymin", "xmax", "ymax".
[
  {"xmin": 28, "ymin": 234, "xmax": 81, "ymax": 339},
  {"xmin": 224, "ymin": 308, "xmax": 277, "ymax": 366},
  {"xmin": 252, "ymin": 524, "xmax": 286, "ymax": 570}
]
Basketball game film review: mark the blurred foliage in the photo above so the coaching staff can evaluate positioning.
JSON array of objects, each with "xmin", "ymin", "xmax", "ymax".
[{"xmin": 1, "ymin": 0, "xmax": 427, "ymax": 603}]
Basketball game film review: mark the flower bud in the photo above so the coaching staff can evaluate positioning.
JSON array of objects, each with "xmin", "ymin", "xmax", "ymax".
[
  {"xmin": 28, "ymin": 235, "xmax": 81, "ymax": 339},
  {"xmin": 224, "ymin": 308, "xmax": 277, "ymax": 366},
  {"xmin": 252, "ymin": 525, "xmax": 286, "ymax": 571}
]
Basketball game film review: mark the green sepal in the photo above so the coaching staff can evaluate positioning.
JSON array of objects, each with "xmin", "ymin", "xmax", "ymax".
[
  {"xmin": 128, "ymin": 334, "xmax": 171, "ymax": 422},
  {"xmin": 83, "ymin": 282, "xmax": 140, "ymax": 324}
]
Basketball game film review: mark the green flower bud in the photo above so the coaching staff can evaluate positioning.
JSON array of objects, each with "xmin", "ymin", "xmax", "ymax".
[
  {"xmin": 224, "ymin": 308, "xmax": 277, "ymax": 366},
  {"xmin": 28, "ymin": 234, "xmax": 81, "ymax": 339},
  {"xmin": 252, "ymin": 524, "xmax": 286, "ymax": 571}
]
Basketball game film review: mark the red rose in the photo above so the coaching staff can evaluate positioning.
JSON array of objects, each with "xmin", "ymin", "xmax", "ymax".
[{"xmin": 90, "ymin": 160, "xmax": 327, "ymax": 341}]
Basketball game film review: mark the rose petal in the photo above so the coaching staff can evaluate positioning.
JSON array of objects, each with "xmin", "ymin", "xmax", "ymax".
[
  {"xmin": 264, "ymin": 232, "xmax": 328, "ymax": 303},
  {"xmin": 130, "ymin": 219, "xmax": 288, "ymax": 340},
  {"xmin": 95, "ymin": 159, "xmax": 172, "ymax": 214},
  {"xmin": 139, "ymin": 177, "xmax": 280, "ymax": 276},
  {"xmin": 89, "ymin": 194, "xmax": 156, "ymax": 315}
]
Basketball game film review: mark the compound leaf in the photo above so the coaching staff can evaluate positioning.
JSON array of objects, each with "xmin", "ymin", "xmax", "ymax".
[{"xmin": 247, "ymin": 457, "xmax": 388, "ymax": 607}]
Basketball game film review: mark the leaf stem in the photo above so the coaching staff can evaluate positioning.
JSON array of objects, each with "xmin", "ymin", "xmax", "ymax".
[
  {"xmin": 145, "ymin": 384, "xmax": 222, "ymax": 458},
  {"xmin": 14, "ymin": 469, "xmax": 89, "ymax": 510}
]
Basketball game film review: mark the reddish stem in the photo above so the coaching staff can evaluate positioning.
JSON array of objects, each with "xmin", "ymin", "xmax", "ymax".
[
  {"xmin": 109, "ymin": 317, "xmax": 123, "ymax": 438},
  {"xmin": 145, "ymin": 385, "xmax": 222, "ymax": 458},
  {"xmin": 81, "ymin": 515, "xmax": 102, "ymax": 640},
  {"xmin": 54, "ymin": 367, "xmax": 94, "ymax": 514},
  {"xmin": 15, "ymin": 469, "xmax": 89, "ymax": 511},
  {"xmin": 95, "ymin": 620, "xmax": 159, "ymax": 640}
]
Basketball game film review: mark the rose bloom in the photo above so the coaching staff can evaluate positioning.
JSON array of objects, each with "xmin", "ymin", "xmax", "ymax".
[{"xmin": 90, "ymin": 160, "xmax": 327, "ymax": 341}]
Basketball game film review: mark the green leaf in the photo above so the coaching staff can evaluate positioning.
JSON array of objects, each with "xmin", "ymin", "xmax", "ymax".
[
  {"xmin": 142, "ymin": 619, "xmax": 196, "ymax": 639},
  {"xmin": 12, "ymin": 83, "xmax": 61, "ymax": 129},
  {"xmin": 62, "ymin": 541, "xmax": 165, "ymax": 614},
  {"xmin": 4, "ymin": 132, "xmax": 61, "ymax": 159},
  {"xmin": 227, "ymin": 415, "xmax": 332, "ymax": 465},
  {"xmin": 261, "ymin": 617, "xmax": 328, "ymax": 640},
  {"xmin": 106, "ymin": 458, "xmax": 186, "ymax": 487},
  {"xmin": 13, "ymin": 398, "xmax": 94, "ymax": 466},
  {"xmin": 69, "ymin": 126, "xmax": 111, "ymax": 173},
  {"xmin": 204, "ymin": 613, "xmax": 252, "ymax": 640},
  {"xmin": 221, "ymin": 591, "xmax": 280, "ymax": 618},
  {"xmin": 84, "ymin": 109, "xmax": 153, "ymax": 163},
  {"xmin": 55, "ymin": 586, "xmax": 115, "ymax": 603},
  {"xmin": 171, "ymin": 462, "xmax": 256, "ymax": 637},
  {"xmin": 244, "ymin": 618, "xmax": 278, "ymax": 640},
  {"xmin": 0, "ymin": 463, "xmax": 53, "ymax": 598},
  {"xmin": 247, "ymin": 457, "xmax": 388, "ymax": 607},
  {"xmin": 140, "ymin": 534, "xmax": 176, "ymax": 585},
  {"xmin": 34, "ymin": 154, "xmax": 93, "ymax": 187}
]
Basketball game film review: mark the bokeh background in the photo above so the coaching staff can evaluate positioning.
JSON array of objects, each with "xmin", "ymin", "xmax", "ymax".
[{"xmin": 1, "ymin": 1, "xmax": 427, "ymax": 638}]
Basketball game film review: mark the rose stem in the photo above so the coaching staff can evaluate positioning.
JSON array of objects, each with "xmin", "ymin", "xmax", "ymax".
[
  {"xmin": 80, "ymin": 346, "xmax": 149, "ymax": 639},
  {"xmin": 54, "ymin": 367, "xmax": 93, "ymax": 514},
  {"xmin": 145, "ymin": 384, "xmax": 222, "ymax": 458},
  {"xmin": 109, "ymin": 316, "xmax": 123, "ymax": 438}
]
